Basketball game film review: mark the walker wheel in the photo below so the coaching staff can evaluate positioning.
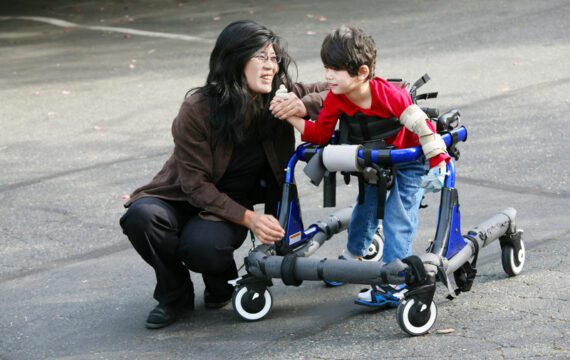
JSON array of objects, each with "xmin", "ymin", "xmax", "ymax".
[
  {"xmin": 363, "ymin": 227, "xmax": 384, "ymax": 262},
  {"xmin": 501, "ymin": 240, "xmax": 525, "ymax": 276},
  {"xmin": 232, "ymin": 285, "xmax": 273, "ymax": 322},
  {"xmin": 396, "ymin": 297, "xmax": 437, "ymax": 336}
]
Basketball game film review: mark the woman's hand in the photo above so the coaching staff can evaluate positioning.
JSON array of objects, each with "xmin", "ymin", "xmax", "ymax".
[
  {"xmin": 270, "ymin": 92, "xmax": 308, "ymax": 120},
  {"xmin": 242, "ymin": 210, "xmax": 285, "ymax": 244}
]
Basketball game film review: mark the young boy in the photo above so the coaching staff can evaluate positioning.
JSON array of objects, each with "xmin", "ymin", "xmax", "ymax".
[{"xmin": 273, "ymin": 25, "xmax": 450, "ymax": 306}]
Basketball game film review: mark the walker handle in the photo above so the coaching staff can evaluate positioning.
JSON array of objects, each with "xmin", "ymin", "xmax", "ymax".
[{"xmin": 358, "ymin": 126, "xmax": 467, "ymax": 166}]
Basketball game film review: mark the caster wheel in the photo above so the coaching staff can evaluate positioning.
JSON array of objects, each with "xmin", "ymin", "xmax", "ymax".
[
  {"xmin": 232, "ymin": 285, "xmax": 273, "ymax": 322},
  {"xmin": 501, "ymin": 240, "xmax": 525, "ymax": 276},
  {"xmin": 396, "ymin": 298, "xmax": 437, "ymax": 336},
  {"xmin": 363, "ymin": 228, "xmax": 384, "ymax": 262}
]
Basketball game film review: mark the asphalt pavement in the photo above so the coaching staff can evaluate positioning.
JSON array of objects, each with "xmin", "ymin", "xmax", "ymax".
[{"xmin": 1, "ymin": 1, "xmax": 569, "ymax": 359}]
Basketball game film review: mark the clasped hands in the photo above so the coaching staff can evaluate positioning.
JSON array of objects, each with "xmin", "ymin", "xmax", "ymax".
[{"xmin": 269, "ymin": 85, "xmax": 307, "ymax": 120}]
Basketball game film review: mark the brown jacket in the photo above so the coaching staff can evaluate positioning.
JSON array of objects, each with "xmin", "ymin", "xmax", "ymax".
[{"xmin": 125, "ymin": 82, "xmax": 328, "ymax": 223}]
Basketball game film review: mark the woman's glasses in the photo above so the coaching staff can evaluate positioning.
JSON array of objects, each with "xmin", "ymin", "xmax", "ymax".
[{"xmin": 252, "ymin": 53, "xmax": 282, "ymax": 65}]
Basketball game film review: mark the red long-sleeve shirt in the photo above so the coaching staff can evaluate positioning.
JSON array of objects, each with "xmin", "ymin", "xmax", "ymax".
[{"xmin": 301, "ymin": 77, "xmax": 449, "ymax": 168}]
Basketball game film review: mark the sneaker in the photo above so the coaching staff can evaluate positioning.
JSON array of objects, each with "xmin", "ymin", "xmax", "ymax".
[
  {"xmin": 341, "ymin": 248, "xmax": 363, "ymax": 261},
  {"xmin": 354, "ymin": 284, "xmax": 407, "ymax": 308}
]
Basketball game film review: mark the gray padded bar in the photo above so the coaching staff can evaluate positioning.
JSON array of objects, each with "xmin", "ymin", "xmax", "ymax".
[{"xmin": 446, "ymin": 208, "xmax": 516, "ymax": 274}]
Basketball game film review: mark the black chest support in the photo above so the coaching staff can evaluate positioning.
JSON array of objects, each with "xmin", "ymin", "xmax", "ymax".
[
  {"xmin": 339, "ymin": 113, "xmax": 403, "ymax": 219},
  {"xmin": 339, "ymin": 112, "xmax": 402, "ymax": 147}
]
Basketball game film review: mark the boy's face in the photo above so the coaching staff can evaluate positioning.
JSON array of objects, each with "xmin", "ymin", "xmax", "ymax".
[{"xmin": 324, "ymin": 67, "xmax": 361, "ymax": 95}]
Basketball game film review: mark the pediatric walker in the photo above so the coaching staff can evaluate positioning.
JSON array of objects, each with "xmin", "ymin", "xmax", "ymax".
[{"xmin": 231, "ymin": 80, "xmax": 525, "ymax": 336}]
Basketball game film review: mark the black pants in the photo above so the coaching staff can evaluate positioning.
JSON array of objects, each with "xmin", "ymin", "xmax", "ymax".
[{"xmin": 119, "ymin": 197, "xmax": 248, "ymax": 305}]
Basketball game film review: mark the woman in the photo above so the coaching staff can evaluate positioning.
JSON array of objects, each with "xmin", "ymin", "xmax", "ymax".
[{"xmin": 120, "ymin": 20, "xmax": 327, "ymax": 329}]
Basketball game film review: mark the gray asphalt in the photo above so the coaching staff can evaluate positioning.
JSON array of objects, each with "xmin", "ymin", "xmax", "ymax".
[{"xmin": 1, "ymin": 1, "xmax": 569, "ymax": 359}]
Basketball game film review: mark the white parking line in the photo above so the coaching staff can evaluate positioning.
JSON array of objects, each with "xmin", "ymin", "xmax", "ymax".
[{"xmin": 0, "ymin": 16, "xmax": 213, "ymax": 43}]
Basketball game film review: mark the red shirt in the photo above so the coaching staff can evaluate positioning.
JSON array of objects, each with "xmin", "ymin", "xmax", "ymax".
[{"xmin": 302, "ymin": 77, "xmax": 449, "ymax": 168}]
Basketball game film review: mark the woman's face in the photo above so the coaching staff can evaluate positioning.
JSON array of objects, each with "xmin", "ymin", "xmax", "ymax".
[{"xmin": 244, "ymin": 44, "xmax": 279, "ymax": 94}]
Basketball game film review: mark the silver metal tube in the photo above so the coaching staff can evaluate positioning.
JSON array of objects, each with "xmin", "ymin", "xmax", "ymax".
[
  {"xmin": 446, "ymin": 208, "xmax": 516, "ymax": 274},
  {"xmin": 294, "ymin": 206, "xmax": 353, "ymax": 257},
  {"xmin": 246, "ymin": 251, "xmax": 407, "ymax": 285},
  {"xmin": 245, "ymin": 209, "xmax": 518, "ymax": 287},
  {"xmin": 468, "ymin": 208, "xmax": 516, "ymax": 248}
]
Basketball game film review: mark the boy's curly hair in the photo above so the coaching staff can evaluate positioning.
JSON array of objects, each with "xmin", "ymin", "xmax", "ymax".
[{"xmin": 320, "ymin": 25, "xmax": 376, "ymax": 80}]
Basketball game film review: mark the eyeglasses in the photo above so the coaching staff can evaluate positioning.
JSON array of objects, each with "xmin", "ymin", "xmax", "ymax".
[{"xmin": 251, "ymin": 53, "xmax": 282, "ymax": 65}]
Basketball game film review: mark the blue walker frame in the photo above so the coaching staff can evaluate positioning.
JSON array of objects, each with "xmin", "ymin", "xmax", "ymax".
[{"xmin": 232, "ymin": 114, "xmax": 525, "ymax": 336}]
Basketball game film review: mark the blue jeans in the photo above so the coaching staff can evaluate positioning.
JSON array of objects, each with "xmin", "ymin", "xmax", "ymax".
[{"xmin": 347, "ymin": 159, "xmax": 426, "ymax": 263}]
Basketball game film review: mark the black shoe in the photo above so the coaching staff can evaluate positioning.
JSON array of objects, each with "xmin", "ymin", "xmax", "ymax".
[
  {"xmin": 145, "ymin": 294, "xmax": 194, "ymax": 329},
  {"xmin": 204, "ymin": 289, "xmax": 232, "ymax": 309}
]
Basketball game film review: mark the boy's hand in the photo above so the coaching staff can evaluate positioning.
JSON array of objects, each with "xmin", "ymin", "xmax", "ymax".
[
  {"xmin": 421, "ymin": 162, "xmax": 448, "ymax": 193},
  {"xmin": 270, "ymin": 88, "xmax": 307, "ymax": 119}
]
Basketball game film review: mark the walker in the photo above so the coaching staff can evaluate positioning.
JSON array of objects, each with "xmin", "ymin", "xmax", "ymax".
[{"xmin": 231, "ymin": 80, "xmax": 525, "ymax": 336}]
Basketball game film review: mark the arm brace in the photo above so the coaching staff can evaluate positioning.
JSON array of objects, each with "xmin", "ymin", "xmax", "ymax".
[{"xmin": 400, "ymin": 104, "xmax": 447, "ymax": 159}]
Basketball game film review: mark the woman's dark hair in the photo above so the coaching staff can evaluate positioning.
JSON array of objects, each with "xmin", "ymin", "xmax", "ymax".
[
  {"xmin": 321, "ymin": 25, "xmax": 376, "ymax": 80},
  {"xmin": 190, "ymin": 20, "xmax": 295, "ymax": 144}
]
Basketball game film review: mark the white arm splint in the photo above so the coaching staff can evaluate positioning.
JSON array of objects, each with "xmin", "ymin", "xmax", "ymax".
[
  {"xmin": 400, "ymin": 104, "xmax": 447, "ymax": 159},
  {"xmin": 322, "ymin": 145, "xmax": 363, "ymax": 172}
]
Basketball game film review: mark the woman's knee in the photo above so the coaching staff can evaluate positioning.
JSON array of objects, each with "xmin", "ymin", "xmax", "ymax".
[
  {"xmin": 120, "ymin": 197, "xmax": 178, "ymax": 237},
  {"xmin": 177, "ymin": 219, "xmax": 246, "ymax": 273}
]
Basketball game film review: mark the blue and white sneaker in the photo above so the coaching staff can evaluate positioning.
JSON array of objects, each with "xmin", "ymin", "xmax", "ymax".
[{"xmin": 354, "ymin": 284, "xmax": 407, "ymax": 308}]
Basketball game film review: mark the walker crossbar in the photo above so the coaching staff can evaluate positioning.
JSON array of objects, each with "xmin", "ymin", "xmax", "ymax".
[{"xmin": 243, "ymin": 208, "xmax": 519, "ymax": 287}]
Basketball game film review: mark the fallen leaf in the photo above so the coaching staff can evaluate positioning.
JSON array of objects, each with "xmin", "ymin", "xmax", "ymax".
[{"xmin": 436, "ymin": 328, "xmax": 455, "ymax": 334}]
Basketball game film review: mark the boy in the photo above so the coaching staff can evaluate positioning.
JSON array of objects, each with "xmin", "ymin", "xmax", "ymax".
[{"xmin": 272, "ymin": 25, "xmax": 450, "ymax": 306}]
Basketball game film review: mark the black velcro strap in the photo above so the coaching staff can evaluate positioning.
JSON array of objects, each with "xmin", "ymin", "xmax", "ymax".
[
  {"xmin": 317, "ymin": 258, "xmax": 326, "ymax": 280},
  {"xmin": 376, "ymin": 168, "xmax": 388, "ymax": 219},
  {"xmin": 343, "ymin": 172, "xmax": 351, "ymax": 185},
  {"xmin": 281, "ymin": 254, "xmax": 302, "ymax": 286},
  {"xmin": 357, "ymin": 174, "xmax": 365, "ymax": 204},
  {"xmin": 463, "ymin": 235, "xmax": 480, "ymax": 269},
  {"xmin": 402, "ymin": 255, "xmax": 427, "ymax": 285},
  {"xmin": 363, "ymin": 149, "xmax": 372, "ymax": 167}
]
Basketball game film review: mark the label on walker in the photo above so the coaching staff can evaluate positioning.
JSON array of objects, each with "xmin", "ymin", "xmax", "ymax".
[{"xmin": 289, "ymin": 231, "xmax": 302, "ymax": 246}]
